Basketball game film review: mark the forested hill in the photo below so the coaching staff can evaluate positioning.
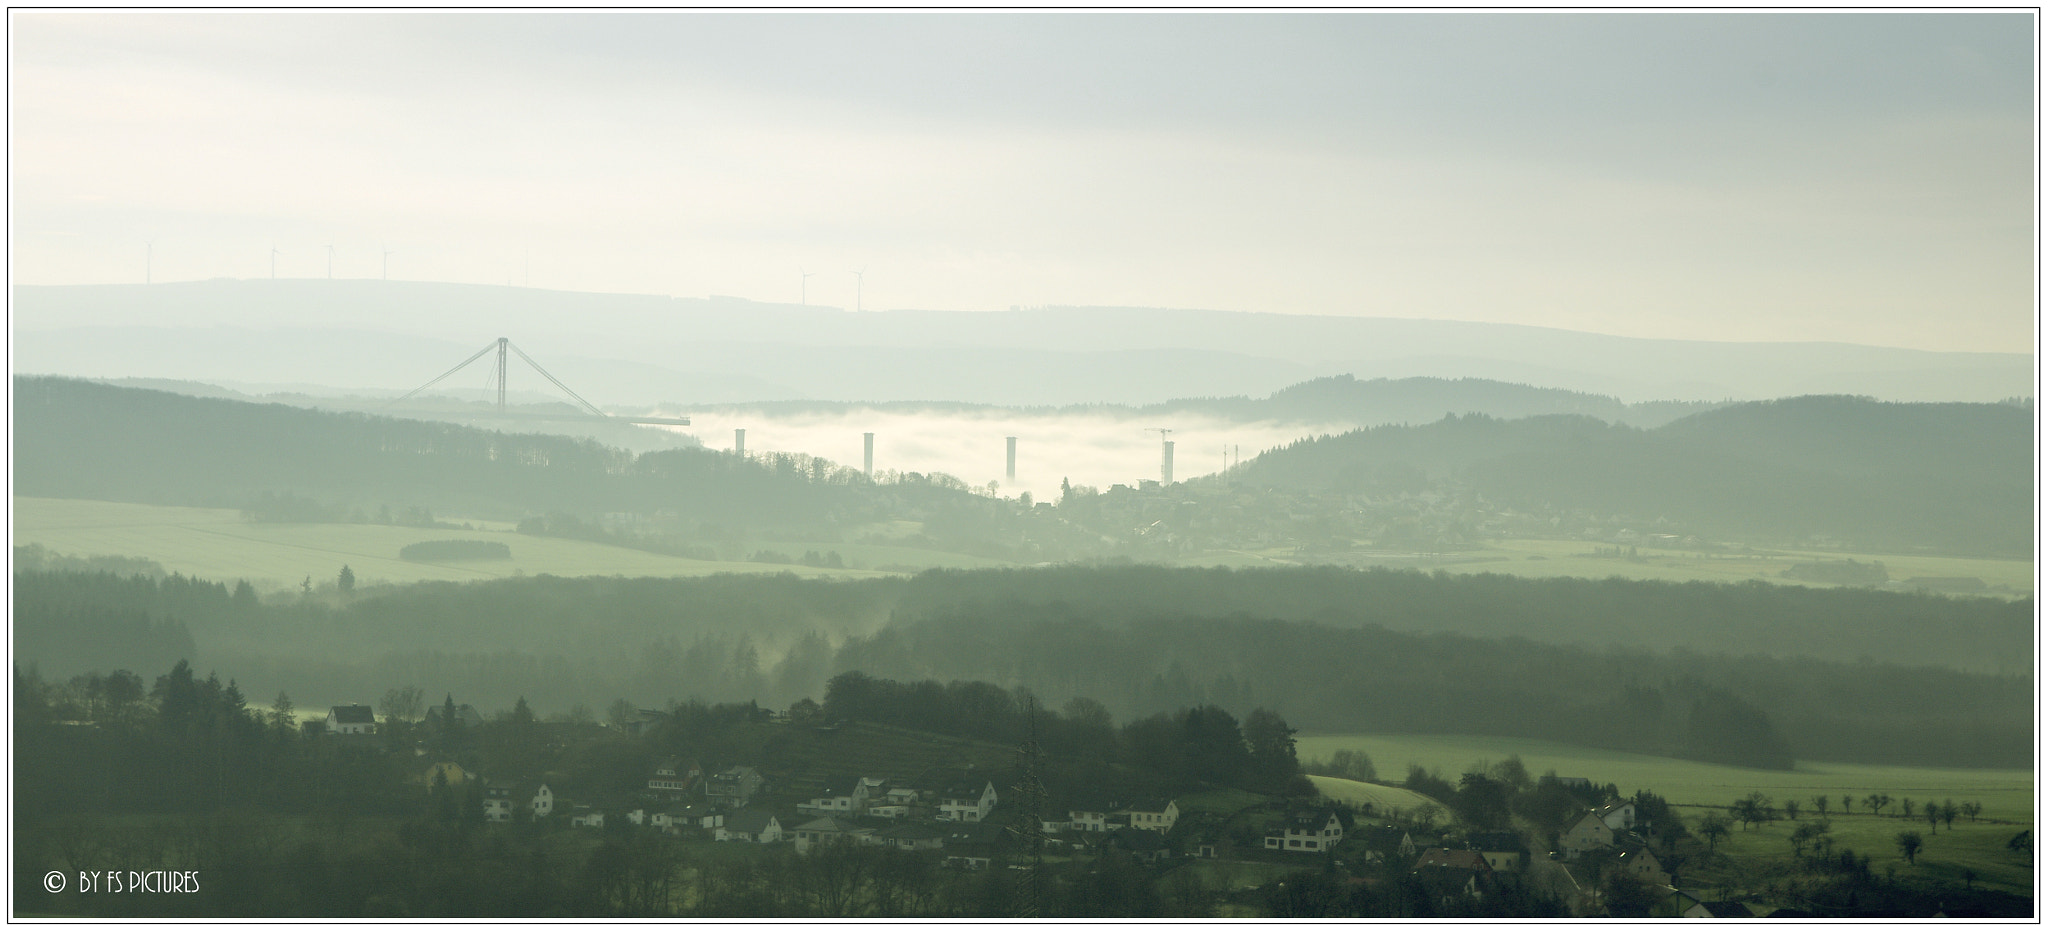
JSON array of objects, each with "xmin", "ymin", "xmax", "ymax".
[
  {"xmin": 11, "ymin": 376, "xmax": 1008, "ymax": 535},
  {"xmin": 1226, "ymin": 396, "xmax": 2032, "ymax": 557},
  {"xmin": 1130, "ymin": 375, "xmax": 1724, "ymax": 428},
  {"xmin": 694, "ymin": 375, "xmax": 1727, "ymax": 429},
  {"xmin": 15, "ymin": 564, "xmax": 2030, "ymax": 768}
]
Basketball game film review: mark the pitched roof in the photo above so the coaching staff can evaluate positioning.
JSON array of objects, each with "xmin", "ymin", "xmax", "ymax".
[
  {"xmin": 795, "ymin": 816, "xmax": 862, "ymax": 834},
  {"xmin": 879, "ymin": 822, "xmax": 948, "ymax": 841},
  {"xmin": 725, "ymin": 810, "xmax": 779, "ymax": 834},
  {"xmin": 1467, "ymin": 831, "xmax": 1525, "ymax": 852},
  {"xmin": 329, "ymin": 704, "xmax": 376, "ymax": 724},
  {"xmin": 1414, "ymin": 848, "xmax": 1491, "ymax": 872},
  {"xmin": 1284, "ymin": 808, "xmax": 1340, "ymax": 830},
  {"xmin": 1564, "ymin": 810, "xmax": 1610, "ymax": 833}
]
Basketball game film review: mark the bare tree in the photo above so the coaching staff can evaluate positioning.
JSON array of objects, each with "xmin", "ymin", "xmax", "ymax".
[
  {"xmin": 379, "ymin": 684, "xmax": 425, "ymax": 724},
  {"xmin": 1696, "ymin": 811, "xmax": 1732, "ymax": 853}
]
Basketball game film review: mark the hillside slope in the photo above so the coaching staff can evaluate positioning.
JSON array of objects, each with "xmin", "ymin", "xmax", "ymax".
[{"xmin": 1228, "ymin": 396, "xmax": 2031, "ymax": 556}]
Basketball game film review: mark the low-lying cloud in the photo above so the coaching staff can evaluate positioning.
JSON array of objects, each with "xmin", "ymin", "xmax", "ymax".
[{"xmin": 660, "ymin": 407, "xmax": 1350, "ymax": 503}]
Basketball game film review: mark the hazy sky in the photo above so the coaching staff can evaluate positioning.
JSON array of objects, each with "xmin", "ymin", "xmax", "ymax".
[{"xmin": 11, "ymin": 11, "xmax": 2035, "ymax": 353}]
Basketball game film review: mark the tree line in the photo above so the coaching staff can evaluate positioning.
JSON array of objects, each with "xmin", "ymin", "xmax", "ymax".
[{"xmin": 14, "ymin": 564, "xmax": 2031, "ymax": 768}]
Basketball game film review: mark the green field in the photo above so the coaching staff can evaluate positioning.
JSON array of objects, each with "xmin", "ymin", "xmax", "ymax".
[
  {"xmin": 1705, "ymin": 808, "xmax": 2035, "ymax": 897},
  {"xmin": 1304, "ymin": 775, "xmax": 1443, "ymax": 815},
  {"xmin": 1185, "ymin": 539, "xmax": 2033, "ymax": 598},
  {"xmin": 1297, "ymin": 733, "xmax": 2034, "ymax": 825},
  {"xmin": 12, "ymin": 497, "xmax": 921, "ymax": 591}
]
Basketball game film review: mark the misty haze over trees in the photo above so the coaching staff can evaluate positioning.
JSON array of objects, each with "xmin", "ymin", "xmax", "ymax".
[{"xmin": 11, "ymin": 8, "xmax": 2035, "ymax": 919}]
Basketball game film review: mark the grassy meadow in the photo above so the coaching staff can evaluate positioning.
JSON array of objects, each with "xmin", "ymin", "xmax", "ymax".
[
  {"xmin": 12, "ymin": 496, "xmax": 914, "ymax": 591},
  {"xmin": 1456, "ymin": 538, "xmax": 2034, "ymax": 597},
  {"xmin": 1304, "ymin": 775, "xmax": 1443, "ymax": 815},
  {"xmin": 1296, "ymin": 733, "xmax": 2034, "ymax": 825},
  {"xmin": 1301, "ymin": 732, "xmax": 2037, "ymax": 899},
  {"xmin": 1702, "ymin": 807, "xmax": 2035, "ymax": 897}
]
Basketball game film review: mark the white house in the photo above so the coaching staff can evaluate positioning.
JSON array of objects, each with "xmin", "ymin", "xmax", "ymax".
[
  {"xmin": 1264, "ymin": 809, "xmax": 1344, "ymax": 853},
  {"xmin": 1596, "ymin": 800, "xmax": 1636, "ymax": 833},
  {"xmin": 1068, "ymin": 800, "xmax": 1116, "ymax": 833},
  {"xmin": 1560, "ymin": 810, "xmax": 1614, "ymax": 860},
  {"xmin": 713, "ymin": 810, "xmax": 784, "ymax": 843},
  {"xmin": 801, "ymin": 775, "xmax": 875, "ymax": 815},
  {"xmin": 327, "ymin": 704, "xmax": 376, "ymax": 735},
  {"xmin": 483, "ymin": 786, "xmax": 516, "ymax": 822},
  {"xmin": 1122, "ymin": 799, "xmax": 1179, "ymax": 834},
  {"xmin": 939, "ymin": 781, "xmax": 998, "ymax": 822}
]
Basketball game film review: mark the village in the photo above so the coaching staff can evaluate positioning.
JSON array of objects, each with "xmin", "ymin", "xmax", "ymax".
[{"xmin": 319, "ymin": 698, "xmax": 1746, "ymax": 918}]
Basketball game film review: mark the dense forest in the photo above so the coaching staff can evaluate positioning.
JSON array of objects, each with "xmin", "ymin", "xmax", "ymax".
[
  {"xmin": 1227, "ymin": 396, "xmax": 2031, "ymax": 557},
  {"xmin": 14, "ymin": 564, "xmax": 2029, "ymax": 768}
]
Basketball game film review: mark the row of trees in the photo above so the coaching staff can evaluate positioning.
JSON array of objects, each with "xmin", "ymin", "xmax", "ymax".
[{"xmin": 819, "ymin": 672, "xmax": 1310, "ymax": 797}]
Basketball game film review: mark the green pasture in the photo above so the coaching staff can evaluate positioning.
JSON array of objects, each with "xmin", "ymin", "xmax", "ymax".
[
  {"xmin": 1186, "ymin": 539, "xmax": 2032, "ymax": 598},
  {"xmin": 1704, "ymin": 809, "xmax": 2034, "ymax": 896},
  {"xmin": 12, "ymin": 497, "xmax": 904, "ymax": 592},
  {"xmin": 1417, "ymin": 539, "xmax": 2031, "ymax": 598},
  {"xmin": 1305, "ymin": 775, "xmax": 1443, "ymax": 815},
  {"xmin": 1296, "ymin": 733, "xmax": 2034, "ymax": 826}
]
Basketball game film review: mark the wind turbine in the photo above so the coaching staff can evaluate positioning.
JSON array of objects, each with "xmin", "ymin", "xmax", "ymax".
[
  {"xmin": 801, "ymin": 267, "xmax": 816, "ymax": 305},
  {"xmin": 145, "ymin": 241, "xmax": 152, "ymax": 285},
  {"xmin": 270, "ymin": 244, "xmax": 281, "ymax": 279},
  {"xmin": 850, "ymin": 266, "xmax": 866, "ymax": 313},
  {"xmin": 382, "ymin": 244, "xmax": 394, "ymax": 281},
  {"xmin": 324, "ymin": 244, "xmax": 334, "ymax": 279}
]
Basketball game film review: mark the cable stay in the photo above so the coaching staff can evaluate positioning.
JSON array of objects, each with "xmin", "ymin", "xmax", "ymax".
[{"xmin": 385, "ymin": 337, "xmax": 689, "ymax": 427}]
